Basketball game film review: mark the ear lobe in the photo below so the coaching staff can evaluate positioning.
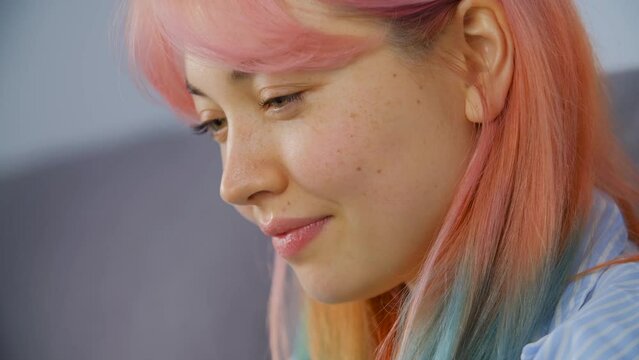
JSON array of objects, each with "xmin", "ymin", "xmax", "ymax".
[
  {"xmin": 465, "ymin": 85, "xmax": 485, "ymax": 124},
  {"xmin": 458, "ymin": 0, "xmax": 514, "ymax": 124}
]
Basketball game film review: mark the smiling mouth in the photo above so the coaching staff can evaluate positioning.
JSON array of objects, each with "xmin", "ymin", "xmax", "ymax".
[{"xmin": 270, "ymin": 216, "xmax": 332, "ymax": 258}]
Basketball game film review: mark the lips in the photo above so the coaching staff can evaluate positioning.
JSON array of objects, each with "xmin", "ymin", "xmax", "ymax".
[
  {"xmin": 259, "ymin": 215, "xmax": 334, "ymax": 258},
  {"xmin": 259, "ymin": 216, "xmax": 331, "ymax": 237}
]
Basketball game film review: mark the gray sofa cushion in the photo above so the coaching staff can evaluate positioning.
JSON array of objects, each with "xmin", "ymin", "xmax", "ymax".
[
  {"xmin": 0, "ymin": 70, "xmax": 637, "ymax": 360},
  {"xmin": 0, "ymin": 135, "xmax": 272, "ymax": 360}
]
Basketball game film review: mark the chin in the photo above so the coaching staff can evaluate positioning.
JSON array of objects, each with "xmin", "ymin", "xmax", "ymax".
[
  {"xmin": 298, "ymin": 276, "xmax": 385, "ymax": 304},
  {"xmin": 304, "ymin": 288, "xmax": 356, "ymax": 304},
  {"xmin": 297, "ymin": 277, "xmax": 354, "ymax": 304}
]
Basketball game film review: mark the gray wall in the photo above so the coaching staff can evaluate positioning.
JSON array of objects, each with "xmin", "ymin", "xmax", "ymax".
[
  {"xmin": 0, "ymin": 0, "xmax": 175, "ymax": 178},
  {"xmin": 574, "ymin": 0, "xmax": 639, "ymax": 72},
  {"xmin": 0, "ymin": 132, "xmax": 275, "ymax": 359}
]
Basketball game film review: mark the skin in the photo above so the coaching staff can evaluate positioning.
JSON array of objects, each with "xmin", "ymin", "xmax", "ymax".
[{"xmin": 184, "ymin": 0, "xmax": 513, "ymax": 304}]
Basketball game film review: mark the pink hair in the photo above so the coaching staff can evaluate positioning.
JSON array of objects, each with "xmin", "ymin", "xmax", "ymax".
[{"xmin": 122, "ymin": 0, "xmax": 639, "ymax": 358}]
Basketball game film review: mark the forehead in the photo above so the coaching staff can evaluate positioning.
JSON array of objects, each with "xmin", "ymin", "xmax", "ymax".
[
  {"xmin": 183, "ymin": 55, "xmax": 253, "ymax": 103},
  {"xmin": 183, "ymin": 54, "xmax": 233, "ymax": 80}
]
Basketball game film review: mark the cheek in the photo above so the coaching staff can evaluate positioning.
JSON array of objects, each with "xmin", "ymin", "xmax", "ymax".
[
  {"xmin": 279, "ymin": 71, "xmax": 470, "ymax": 207},
  {"xmin": 282, "ymin": 106, "xmax": 388, "ymax": 198}
]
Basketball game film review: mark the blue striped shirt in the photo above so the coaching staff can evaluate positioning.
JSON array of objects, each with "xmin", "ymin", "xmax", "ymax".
[{"xmin": 521, "ymin": 190, "xmax": 639, "ymax": 359}]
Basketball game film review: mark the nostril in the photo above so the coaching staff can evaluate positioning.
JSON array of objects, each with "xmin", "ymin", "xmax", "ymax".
[{"xmin": 247, "ymin": 190, "xmax": 269, "ymax": 202}]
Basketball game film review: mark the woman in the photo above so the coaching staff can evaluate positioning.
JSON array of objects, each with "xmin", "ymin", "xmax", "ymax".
[{"xmin": 122, "ymin": 0, "xmax": 639, "ymax": 358}]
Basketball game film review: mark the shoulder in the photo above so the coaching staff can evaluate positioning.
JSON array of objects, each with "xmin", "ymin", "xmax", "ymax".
[{"xmin": 521, "ymin": 259, "xmax": 639, "ymax": 360}]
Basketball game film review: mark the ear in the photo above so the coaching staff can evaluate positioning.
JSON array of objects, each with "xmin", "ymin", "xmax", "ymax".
[{"xmin": 456, "ymin": 0, "xmax": 514, "ymax": 124}]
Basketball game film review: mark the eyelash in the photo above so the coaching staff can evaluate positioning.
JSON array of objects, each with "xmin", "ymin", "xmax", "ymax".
[{"xmin": 191, "ymin": 92, "xmax": 305, "ymax": 137}]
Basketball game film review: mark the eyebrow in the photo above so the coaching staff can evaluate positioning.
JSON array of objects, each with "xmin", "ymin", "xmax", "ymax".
[{"xmin": 186, "ymin": 70, "xmax": 254, "ymax": 98}]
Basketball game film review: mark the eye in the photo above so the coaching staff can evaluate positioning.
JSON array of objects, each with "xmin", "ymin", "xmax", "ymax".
[
  {"xmin": 258, "ymin": 91, "xmax": 304, "ymax": 111},
  {"xmin": 191, "ymin": 117, "xmax": 227, "ymax": 137},
  {"xmin": 190, "ymin": 91, "xmax": 305, "ymax": 138}
]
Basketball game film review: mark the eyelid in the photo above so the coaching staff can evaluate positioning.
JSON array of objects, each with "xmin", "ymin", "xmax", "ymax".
[
  {"xmin": 189, "ymin": 109, "xmax": 224, "ymax": 133},
  {"xmin": 258, "ymin": 91, "xmax": 305, "ymax": 111},
  {"xmin": 258, "ymin": 82, "xmax": 310, "ymax": 100},
  {"xmin": 191, "ymin": 117, "xmax": 224, "ymax": 135},
  {"xmin": 190, "ymin": 90, "xmax": 306, "ymax": 139}
]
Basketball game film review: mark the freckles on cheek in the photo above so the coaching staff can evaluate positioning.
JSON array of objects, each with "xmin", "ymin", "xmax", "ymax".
[{"xmin": 291, "ymin": 116, "xmax": 367, "ymax": 193}]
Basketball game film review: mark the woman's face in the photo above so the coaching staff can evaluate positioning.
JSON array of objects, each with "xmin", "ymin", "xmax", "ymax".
[{"xmin": 184, "ymin": 6, "xmax": 476, "ymax": 303}]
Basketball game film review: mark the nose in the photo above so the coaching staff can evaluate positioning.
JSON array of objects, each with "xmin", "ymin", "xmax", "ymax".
[{"xmin": 218, "ymin": 123, "xmax": 288, "ymax": 206}]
